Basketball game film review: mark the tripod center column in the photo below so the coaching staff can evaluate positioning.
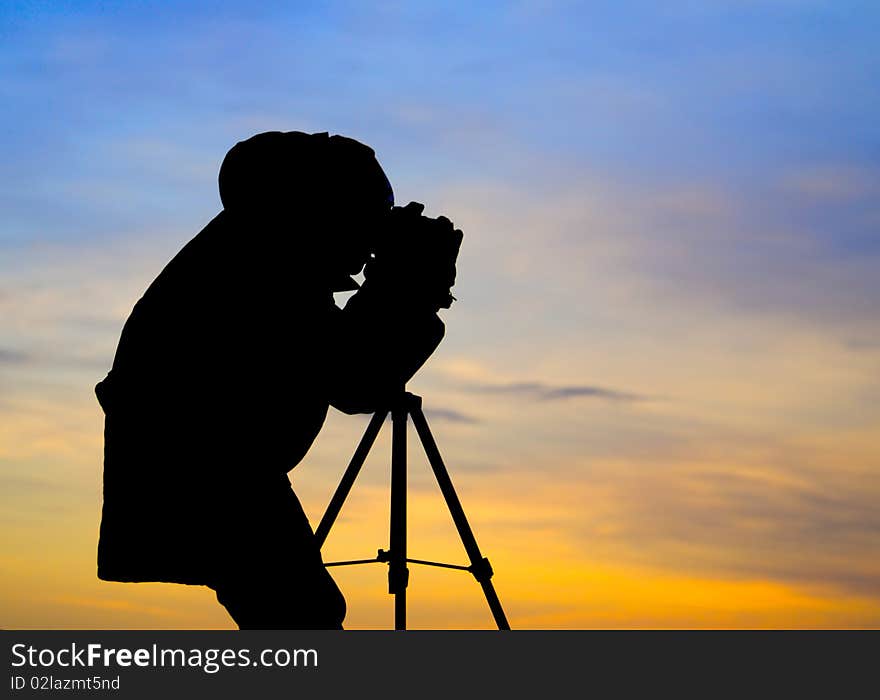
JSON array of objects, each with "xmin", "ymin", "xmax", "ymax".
[{"xmin": 389, "ymin": 397, "xmax": 410, "ymax": 629}]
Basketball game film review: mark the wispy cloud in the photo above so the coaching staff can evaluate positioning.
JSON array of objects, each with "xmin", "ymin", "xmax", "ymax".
[
  {"xmin": 781, "ymin": 165, "xmax": 880, "ymax": 202},
  {"xmin": 0, "ymin": 348, "xmax": 30, "ymax": 365},
  {"xmin": 423, "ymin": 407, "xmax": 481, "ymax": 424},
  {"xmin": 463, "ymin": 380, "xmax": 647, "ymax": 402}
]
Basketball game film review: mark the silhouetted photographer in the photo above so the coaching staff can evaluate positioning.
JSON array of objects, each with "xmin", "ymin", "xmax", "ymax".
[{"xmin": 95, "ymin": 131, "xmax": 462, "ymax": 629}]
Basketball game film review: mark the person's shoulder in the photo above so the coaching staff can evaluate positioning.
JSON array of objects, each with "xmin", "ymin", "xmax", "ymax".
[
  {"xmin": 139, "ymin": 211, "xmax": 231, "ymax": 298},
  {"xmin": 164, "ymin": 211, "xmax": 232, "ymax": 269}
]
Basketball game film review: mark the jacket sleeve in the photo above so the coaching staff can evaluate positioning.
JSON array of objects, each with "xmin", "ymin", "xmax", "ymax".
[{"xmin": 325, "ymin": 287, "xmax": 445, "ymax": 414}]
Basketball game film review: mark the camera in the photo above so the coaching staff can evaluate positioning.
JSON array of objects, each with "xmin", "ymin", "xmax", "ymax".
[{"xmin": 365, "ymin": 201, "xmax": 464, "ymax": 311}]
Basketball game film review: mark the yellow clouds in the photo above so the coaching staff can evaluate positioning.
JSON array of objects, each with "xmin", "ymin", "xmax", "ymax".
[
  {"xmin": 294, "ymin": 444, "xmax": 880, "ymax": 628},
  {"xmin": 504, "ymin": 560, "xmax": 880, "ymax": 629}
]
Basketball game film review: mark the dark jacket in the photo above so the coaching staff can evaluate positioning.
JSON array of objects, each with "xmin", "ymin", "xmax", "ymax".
[{"xmin": 96, "ymin": 211, "xmax": 442, "ymax": 585}]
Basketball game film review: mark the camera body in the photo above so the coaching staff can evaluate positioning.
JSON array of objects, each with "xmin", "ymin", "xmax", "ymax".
[{"xmin": 365, "ymin": 201, "xmax": 464, "ymax": 311}]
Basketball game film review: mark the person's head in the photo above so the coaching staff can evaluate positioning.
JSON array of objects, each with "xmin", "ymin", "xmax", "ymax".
[{"xmin": 218, "ymin": 130, "xmax": 394, "ymax": 279}]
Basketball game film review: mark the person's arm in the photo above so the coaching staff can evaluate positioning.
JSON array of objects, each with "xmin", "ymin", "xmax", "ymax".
[
  {"xmin": 326, "ymin": 289, "xmax": 445, "ymax": 414},
  {"xmin": 326, "ymin": 202, "xmax": 461, "ymax": 413}
]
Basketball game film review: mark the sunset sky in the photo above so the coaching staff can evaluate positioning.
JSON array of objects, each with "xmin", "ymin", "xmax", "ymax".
[{"xmin": 2, "ymin": 1, "xmax": 879, "ymax": 628}]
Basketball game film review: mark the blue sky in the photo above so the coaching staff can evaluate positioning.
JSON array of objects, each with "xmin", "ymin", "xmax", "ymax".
[
  {"xmin": 2, "ymin": 1, "xmax": 879, "ymax": 627},
  {"xmin": 3, "ymin": 1, "xmax": 878, "ymax": 237}
]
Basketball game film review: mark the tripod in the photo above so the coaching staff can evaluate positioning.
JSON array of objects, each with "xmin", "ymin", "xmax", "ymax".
[{"xmin": 315, "ymin": 391, "xmax": 510, "ymax": 630}]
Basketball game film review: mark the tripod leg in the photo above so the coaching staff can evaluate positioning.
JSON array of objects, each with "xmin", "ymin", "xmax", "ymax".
[
  {"xmin": 410, "ymin": 405, "xmax": 511, "ymax": 630},
  {"xmin": 315, "ymin": 411, "xmax": 387, "ymax": 548},
  {"xmin": 389, "ymin": 405, "xmax": 409, "ymax": 630}
]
